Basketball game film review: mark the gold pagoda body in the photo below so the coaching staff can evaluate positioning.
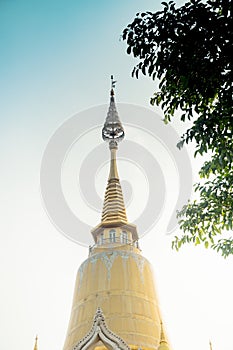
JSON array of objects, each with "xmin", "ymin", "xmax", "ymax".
[{"xmin": 63, "ymin": 81, "xmax": 170, "ymax": 350}]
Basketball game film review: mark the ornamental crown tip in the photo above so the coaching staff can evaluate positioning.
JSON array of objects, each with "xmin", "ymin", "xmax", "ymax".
[
  {"xmin": 102, "ymin": 76, "xmax": 124, "ymax": 144},
  {"xmin": 111, "ymin": 75, "xmax": 117, "ymax": 91}
]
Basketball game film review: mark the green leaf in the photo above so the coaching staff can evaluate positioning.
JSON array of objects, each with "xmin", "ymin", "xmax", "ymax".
[{"xmin": 123, "ymin": 0, "xmax": 233, "ymax": 257}]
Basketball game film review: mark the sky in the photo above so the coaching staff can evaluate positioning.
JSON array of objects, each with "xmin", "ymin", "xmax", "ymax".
[{"xmin": 1, "ymin": 1, "xmax": 233, "ymax": 350}]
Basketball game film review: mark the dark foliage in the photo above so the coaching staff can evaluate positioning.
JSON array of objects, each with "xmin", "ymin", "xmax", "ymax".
[{"xmin": 123, "ymin": 0, "xmax": 233, "ymax": 257}]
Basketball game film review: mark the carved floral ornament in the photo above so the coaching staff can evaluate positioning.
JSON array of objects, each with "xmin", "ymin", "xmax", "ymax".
[{"xmin": 72, "ymin": 308, "xmax": 130, "ymax": 350}]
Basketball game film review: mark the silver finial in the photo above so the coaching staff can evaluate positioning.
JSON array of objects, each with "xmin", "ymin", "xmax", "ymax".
[
  {"xmin": 102, "ymin": 76, "xmax": 125, "ymax": 145},
  {"xmin": 111, "ymin": 75, "xmax": 117, "ymax": 90}
]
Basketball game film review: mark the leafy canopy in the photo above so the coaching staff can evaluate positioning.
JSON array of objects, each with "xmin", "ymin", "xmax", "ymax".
[{"xmin": 122, "ymin": 0, "xmax": 233, "ymax": 257}]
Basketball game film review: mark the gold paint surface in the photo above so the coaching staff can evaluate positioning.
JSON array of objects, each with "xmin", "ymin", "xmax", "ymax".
[{"xmin": 63, "ymin": 247, "xmax": 162, "ymax": 350}]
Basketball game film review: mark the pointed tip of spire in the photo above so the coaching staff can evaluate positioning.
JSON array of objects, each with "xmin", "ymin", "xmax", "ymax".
[
  {"xmin": 160, "ymin": 321, "xmax": 166, "ymax": 343},
  {"xmin": 111, "ymin": 75, "xmax": 117, "ymax": 93},
  {"xmin": 102, "ymin": 76, "xmax": 124, "ymax": 144},
  {"xmin": 158, "ymin": 321, "xmax": 171, "ymax": 350},
  {"xmin": 34, "ymin": 335, "xmax": 38, "ymax": 350}
]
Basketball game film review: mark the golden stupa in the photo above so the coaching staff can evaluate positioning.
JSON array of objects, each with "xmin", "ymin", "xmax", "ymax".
[{"xmin": 63, "ymin": 77, "xmax": 170, "ymax": 350}]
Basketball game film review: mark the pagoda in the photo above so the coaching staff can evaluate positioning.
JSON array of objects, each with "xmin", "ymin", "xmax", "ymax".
[{"xmin": 63, "ymin": 77, "xmax": 170, "ymax": 350}]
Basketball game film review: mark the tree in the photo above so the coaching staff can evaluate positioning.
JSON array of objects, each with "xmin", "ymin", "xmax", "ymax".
[{"xmin": 122, "ymin": 0, "xmax": 233, "ymax": 257}]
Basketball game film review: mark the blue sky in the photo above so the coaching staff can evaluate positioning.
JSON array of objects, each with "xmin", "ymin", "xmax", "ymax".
[
  {"xmin": 1, "ymin": 1, "xmax": 233, "ymax": 350},
  {"xmin": 0, "ymin": 0, "xmax": 159, "ymax": 127}
]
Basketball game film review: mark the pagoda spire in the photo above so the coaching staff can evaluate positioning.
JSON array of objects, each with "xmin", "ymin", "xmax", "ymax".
[
  {"xmin": 158, "ymin": 321, "xmax": 170, "ymax": 350},
  {"xmin": 100, "ymin": 76, "xmax": 127, "ymax": 226},
  {"xmin": 33, "ymin": 335, "xmax": 38, "ymax": 350},
  {"xmin": 91, "ymin": 76, "xmax": 138, "ymax": 244}
]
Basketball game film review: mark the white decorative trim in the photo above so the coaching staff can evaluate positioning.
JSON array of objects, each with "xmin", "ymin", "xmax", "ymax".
[
  {"xmin": 100, "ymin": 251, "xmax": 118, "ymax": 280},
  {"xmin": 132, "ymin": 254, "xmax": 145, "ymax": 284},
  {"xmin": 78, "ymin": 251, "xmax": 146, "ymax": 287},
  {"xmin": 72, "ymin": 308, "xmax": 130, "ymax": 350}
]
